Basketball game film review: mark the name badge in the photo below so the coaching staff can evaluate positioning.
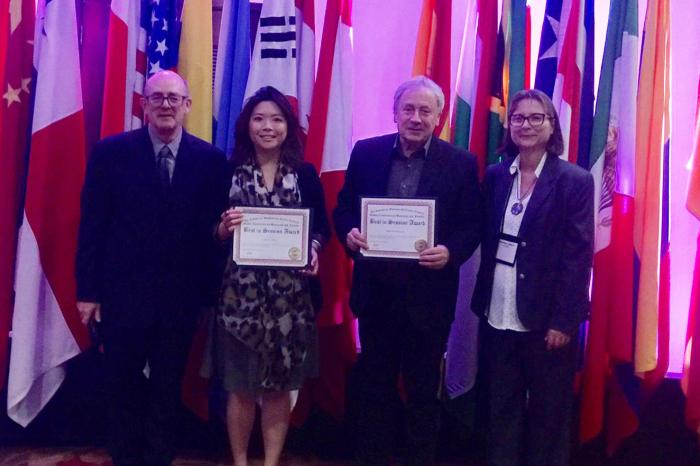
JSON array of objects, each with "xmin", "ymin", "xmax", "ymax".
[{"xmin": 495, "ymin": 233, "xmax": 520, "ymax": 266}]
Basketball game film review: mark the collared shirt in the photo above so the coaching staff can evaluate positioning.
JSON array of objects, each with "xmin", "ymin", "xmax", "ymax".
[
  {"xmin": 488, "ymin": 153, "xmax": 547, "ymax": 332},
  {"xmin": 148, "ymin": 125, "xmax": 183, "ymax": 180},
  {"xmin": 385, "ymin": 136, "xmax": 431, "ymax": 198}
]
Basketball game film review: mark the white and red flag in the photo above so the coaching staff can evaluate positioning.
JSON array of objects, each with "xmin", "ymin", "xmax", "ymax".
[
  {"xmin": 292, "ymin": 0, "xmax": 356, "ymax": 423},
  {"xmin": 552, "ymin": 0, "xmax": 586, "ymax": 163},
  {"xmin": 7, "ymin": 0, "xmax": 90, "ymax": 426},
  {"xmin": 244, "ymin": 0, "xmax": 315, "ymax": 134},
  {"xmin": 100, "ymin": 0, "xmax": 146, "ymax": 137}
]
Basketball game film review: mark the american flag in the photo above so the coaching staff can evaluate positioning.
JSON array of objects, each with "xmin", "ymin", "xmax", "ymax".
[{"xmin": 144, "ymin": 0, "xmax": 180, "ymax": 77}]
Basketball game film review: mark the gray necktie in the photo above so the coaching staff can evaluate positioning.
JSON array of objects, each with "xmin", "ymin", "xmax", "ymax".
[{"xmin": 156, "ymin": 145, "xmax": 173, "ymax": 188}]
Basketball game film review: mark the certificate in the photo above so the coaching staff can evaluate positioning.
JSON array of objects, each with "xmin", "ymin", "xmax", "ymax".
[
  {"xmin": 232, "ymin": 207, "xmax": 311, "ymax": 268},
  {"xmin": 360, "ymin": 197, "xmax": 436, "ymax": 260}
]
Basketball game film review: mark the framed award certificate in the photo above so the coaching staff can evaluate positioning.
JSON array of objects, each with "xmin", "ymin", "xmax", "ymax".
[
  {"xmin": 232, "ymin": 207, "xmax": 311, "ymax": 268},
  {"xmin": 360, "ymin": 197, "xmax": 436, "ymax": 260}
]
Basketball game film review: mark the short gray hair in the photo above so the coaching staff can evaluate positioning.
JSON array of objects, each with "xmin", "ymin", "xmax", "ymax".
[{"xmin": 393, "ymin": 76, "xmax": 445, "ymax": 115}]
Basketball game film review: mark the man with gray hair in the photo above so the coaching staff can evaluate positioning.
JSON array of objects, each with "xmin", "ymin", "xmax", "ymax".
[
  {"xmin": 334, "ymin": 76, "xmax": 481, "ymax": 465},
  {"xmin": 76, "ymin": 70, "xmax": 229, "ymax": 466}
]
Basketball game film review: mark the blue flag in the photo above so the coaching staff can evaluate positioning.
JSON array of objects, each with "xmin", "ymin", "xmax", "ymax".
[
  {"xmin": 213, "ymin": 0, "xmax": 251, "ymax": 157},
  {"xmin": 534, "ymin": 0, "xmax": 562, "ymax": 98}
]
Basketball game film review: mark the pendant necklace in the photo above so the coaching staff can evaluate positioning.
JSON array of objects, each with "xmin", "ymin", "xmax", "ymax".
[{"xmin": 510, "ymin": 174, "xmax": 537, "ymax": 216}]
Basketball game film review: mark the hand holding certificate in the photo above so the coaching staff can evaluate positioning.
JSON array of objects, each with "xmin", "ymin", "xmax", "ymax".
[
  {"xmin": 232, "ymin": 207, "xmax": 311, "ymax": 268},
  {"xmin": 360, "ymin": 197, "xmax": 436, "ymax": 260}
]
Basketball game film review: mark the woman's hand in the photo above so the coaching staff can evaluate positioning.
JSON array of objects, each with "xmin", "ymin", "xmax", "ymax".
[
  {"xmin": 545, "ymin": 329, "xmax": 571, "ymax": 350},
  {"xmin": 216, "ymin": 207, "xmax": 243, "ymax": 241},
  {"xmin": 301, "ymin": 247, "xmax": 319, "ymax": 276}
]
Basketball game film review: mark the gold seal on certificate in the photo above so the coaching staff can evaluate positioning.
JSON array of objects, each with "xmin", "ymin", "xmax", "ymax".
[
  {"xmin": 414, "ymin": 239, "xmax": 428, "ymax": 252},
  {"xmin": 360, "ymin": 197, "xmax": 436, "ymax": 260},
  {"xmin": 232, "ymin": 207, "xmax": 311, "ymax": 268}
]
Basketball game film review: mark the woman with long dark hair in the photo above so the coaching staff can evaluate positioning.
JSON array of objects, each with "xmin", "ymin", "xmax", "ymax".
[
  {"xmin": 206, "ymin": 86, "xmax": 329, "ymax": 466},
  {"xmin": 472, "ymin": 89, "xmax": 594, "ymax": 466}
]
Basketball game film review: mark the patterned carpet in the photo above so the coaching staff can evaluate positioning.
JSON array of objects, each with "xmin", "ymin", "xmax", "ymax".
[
  {"xmin": 0, "ymin": 447, "xmax": 346, "ymax": 466},
  {"xmin": 0, "ymin": 447, "xmax": 466, "ymax": 466}
]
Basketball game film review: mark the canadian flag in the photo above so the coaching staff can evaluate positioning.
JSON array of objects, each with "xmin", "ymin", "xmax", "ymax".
[{"xmin": 292, "ymin": 0, "xmax": 357, "ymax": 423}]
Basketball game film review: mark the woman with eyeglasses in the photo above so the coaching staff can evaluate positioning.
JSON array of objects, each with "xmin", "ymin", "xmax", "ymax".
[
  {"xmin": 471, "ymin": 89, "xmax": 594, "ymax": 466},
  {"xmin": 202, "ymin": 86, "xmax": 330, "ymax": 466}
]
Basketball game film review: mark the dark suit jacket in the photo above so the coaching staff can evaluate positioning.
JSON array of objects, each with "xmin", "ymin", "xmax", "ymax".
[
  {"xmin": 75, "ymin": 127, "xmax": 229, "ymax": 328},
  {"xmin": 471, "ymin": 154, "xmax": 594, "ymax": 334},
  {"xmin": 333, "ymin": 133, "xmax": 481, "ymax": 330}
]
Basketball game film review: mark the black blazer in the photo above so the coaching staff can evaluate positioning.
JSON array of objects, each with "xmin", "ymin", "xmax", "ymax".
[
  {"xmin": 471, "ymin": 154, "xmax": 595, "ymax": 334},
  {"xmin": 227, "ymin": 160, "xmax": 331, "ymax": 313},
  {"xmin": 333, "ymin": 133, "xmax": 481, "ymax": 330},
  {"xmin": 76, "ymin": 127, "xmax": 229, "ymax": 328}
]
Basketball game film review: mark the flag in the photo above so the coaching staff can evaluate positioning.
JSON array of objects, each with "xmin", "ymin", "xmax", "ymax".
[
  {"xmin": 295, "ymin": 0, "xmax": 315, "ymax": 134},
  {"xmin": 486, "ymin": 0, "xmax": 526, "ymax": 164},
  {"xmin": 444, "ymin": 0, "xmax": 490, "ymax": 400},
  {"xmin": 100, "ymin": 0, "xmax": 146, "ymax": 137},
  {"xmin": 684, "ymin": 88, "xmax": 700, "ymax": 433},
  {"xmin": 534, "ymin": 0, "xmax": 563, "ymax": 97},
  {"xmin": 145, "ymin": 0, "xmax": 180, "ymax": 77},
  {"xmin": 178, "ymin": 0, "xmax": 213, "ymax": 141},
  {"xmin": 579, "ymin": 0, "xmax": 639, "ymax": 448},
  {"xmin": 292, "ymin": 0, "xmax": 356, "ymax": 423},
  {"xmin": 245, "ymin": 0, "xmax": 298, "ymax": 106},
  {"xmin": 213, "ymin": 0, "xmax": 251, "ymax": 156},
  {"xmin": 412, "ymin": 0, "xmax": 451, "ymax": 140},
  {"xmin": 633, "ymin": 0, "xmax": 670, "ymax": 386},
  {"xmin": 576, "ymin": 0, "xmax": 595, "ymax": 169},
  {"xmin": 0, "ymin": 0, "xmax": 34, "ymax": 392},
  {"xmin": 452, "ymin": 0, "xmax": 477, "ymax": 151},
  {"xmin": 551, "ymin": 0, "xmax": 586, "ymax": 163},
  {"xmin": 452, "ymin": 0, "xmax": 498, "ymax": 176},
  {"xmin": 7, "ymin": 0, "xmax": 90, "ymax": 426}
]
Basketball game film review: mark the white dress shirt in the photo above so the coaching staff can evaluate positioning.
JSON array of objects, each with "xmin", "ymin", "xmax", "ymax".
[{"xmin": 488, "ymin": 153, "xmax": 547, "ymax": 332}]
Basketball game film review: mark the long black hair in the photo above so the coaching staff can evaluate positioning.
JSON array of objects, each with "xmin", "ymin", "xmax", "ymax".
[
  {"xmin": 498, "ymin": 88, "xmax": 565, "ymax": 158},
  {"xmin": 231, "ymin": 86, "xmax": 303, "ymax": 168}
]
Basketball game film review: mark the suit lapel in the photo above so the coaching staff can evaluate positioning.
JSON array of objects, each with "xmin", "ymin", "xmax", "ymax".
[
  {"xmin": 519, "ymin": 155, "xmax": 558, "ymax": 235},
  {"xmin": 493, "ymin": 160, "xmax": 514, "ymax": 229},
  {"xmin": 373, "ymin": 135, "xmax": 395, "ymax": 196},
  {"xmin": 415, "ymin": 138, "xmax": 445, "ymax": 197},
  {"xmin": 132, "ymin": 127, "xmax": 160, "ymax": 187}
]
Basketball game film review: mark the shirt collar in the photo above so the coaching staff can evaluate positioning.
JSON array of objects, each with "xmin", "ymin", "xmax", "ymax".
[
  {"xmin": 393, "ymin": 135, "xmax": 432, "ymax": 159},
  {"xmin": 148, "ymin": 125, "xmax": 183, "ymax": 159},
  {"xmin": 509, "ymin": 153, "xmax": 547, "ymax": 177}
]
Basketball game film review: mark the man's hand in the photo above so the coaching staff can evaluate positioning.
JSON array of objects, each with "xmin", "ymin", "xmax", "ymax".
[
  {"xmin": 346, "ymin": 228, "xmax": 368, "ymax": 252},
  {"xmin": 77, "ymin": 301, "xmax": 101, "ymax": 325},
  {"xmin": 418, "ymin": 245, "xmax": 450, "ymax": 270},
  {"xmin": 545, "ymin": 329, "xmax": 571, "ymax": 350}
]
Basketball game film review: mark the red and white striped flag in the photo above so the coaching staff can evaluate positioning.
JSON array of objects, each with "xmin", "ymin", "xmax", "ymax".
[
  {"xmin": 100, "ymin": 0, "xmax": 146, "ymax": 137},
  {"xmin": 552, "ymin": 0, "xmax": 586, "ymax": 163},
  {"xmin": 7, "ymin": 0, "xmax": 90, "ymax": 426},
  {"xmin": 292, "ymin": 0, "xmax": 356, "ymax": 423}
]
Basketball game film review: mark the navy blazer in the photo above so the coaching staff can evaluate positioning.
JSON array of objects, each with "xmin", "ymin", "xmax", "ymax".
[
  {"xmin": 333, "ymin": 133, "xmax": 481, "ymax": 330},
  {"xmin": 76, "ymin": 127, "xmax": 229, "ymax": 328},
  {"xmin": 471, "ymin": 154, "xmax": 595, "ymax": 334}
]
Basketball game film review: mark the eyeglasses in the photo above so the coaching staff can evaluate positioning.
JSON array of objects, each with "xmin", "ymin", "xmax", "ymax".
[
  {"xmin": 509, "ymin": 113, "xmax": 553, "ymax": 128},
  {"xmin": 144, "ymin": 93, "xmax": 188, "ymax": 107}
]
